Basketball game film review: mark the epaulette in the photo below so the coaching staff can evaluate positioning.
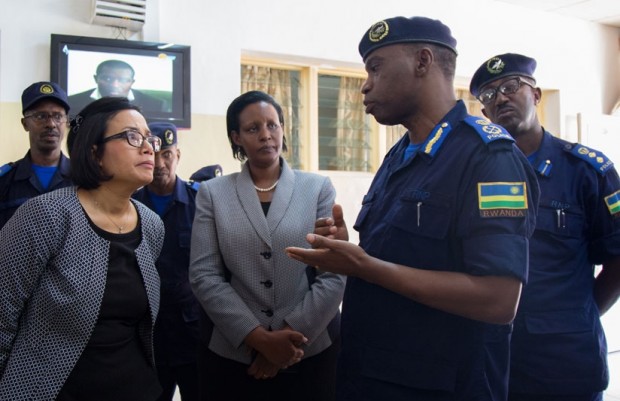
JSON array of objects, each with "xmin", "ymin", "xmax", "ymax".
[
  {"xmin": 188, "ymin": 181, "xmax": 201, "ymax": 191},
  {"xmin": 463, "ymin": 116, "xmax": 514, "ymax": 145},
  {"xmin": 0, "ymin": 162, "xmax": 14, "ymax": 178},
  {"xmin": 565, "ymin": 143, "xmax": 613, "ymax": 175}
]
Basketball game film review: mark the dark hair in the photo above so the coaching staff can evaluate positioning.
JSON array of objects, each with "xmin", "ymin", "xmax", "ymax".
[
  {"xmin": 226, "ymin": 90, "xmax": 288, "ymax": 161},
  {"xmin": 96, "ymin": 59, "xmax": 135, "ymax": 78},
  {"xmin": 67, "ymin": 97, "xmax": 141, "ymax": 189}
]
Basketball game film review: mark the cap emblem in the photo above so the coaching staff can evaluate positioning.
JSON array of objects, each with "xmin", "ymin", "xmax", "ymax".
[
  {"xmin": 164, "ymin": 129, "xmax": 175, "ymax": 145},
  {"xmin": 486, "ymin": 57, "xmax": 505, "ymax": 74},
  {"xmin": 369, "ymin": 21, "xmax": 389, "ymax": 42},
  {"xmin": 40, "ymin": 84, "xmax": 54, "ymax": 94}
]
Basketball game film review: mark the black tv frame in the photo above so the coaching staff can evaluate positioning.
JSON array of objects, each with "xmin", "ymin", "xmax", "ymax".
[{"xmin": 50, "ymin": 34, "xmax": 191, "ymax": 128}]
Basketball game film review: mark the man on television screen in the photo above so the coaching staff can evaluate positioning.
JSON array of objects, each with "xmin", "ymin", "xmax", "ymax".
[{"xmin": 68, "ymin": 59, "xmax": 170, "ymax": 115}]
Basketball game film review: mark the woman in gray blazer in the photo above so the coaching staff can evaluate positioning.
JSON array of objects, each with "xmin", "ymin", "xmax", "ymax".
[
  {"xmin": 0, "ymin": 97, "xmax": 164, "ymax": 400},
  {"xmin": 190, "ymin": 91, "xmax": 346, "ymax": 401}
]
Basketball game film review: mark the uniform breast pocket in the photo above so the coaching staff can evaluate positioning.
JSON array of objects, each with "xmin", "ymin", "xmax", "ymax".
[
  {"xmin": 353, "ymin": 192, "xmax": 375, "ymax": 231},
  {"xmin": 536, "ymin": 205, "xmax": 584, "ymax": 238},
  {"xmin": 388, "ymin": 192, "xmax": 452, "ymax": 239}
]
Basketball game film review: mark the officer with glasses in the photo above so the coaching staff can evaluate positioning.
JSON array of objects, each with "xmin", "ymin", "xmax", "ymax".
[
  {"xmin": 0, "ymin": 81, "xmax": 73, "ymax": 229},
  {"xmin": 471, "ymin": 53, "xmax": 620, "ymax": 401}
]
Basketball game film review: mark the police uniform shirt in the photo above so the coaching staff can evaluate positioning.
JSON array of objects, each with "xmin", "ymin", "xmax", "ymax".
[
  {"xmin": 339, "ymin": 100, "xmax": 539, "ymax": 398},
  {"xmin": 132, "ymin": 177, "xmax": 200, "ymax": 366},
  {"xmin": 0, "ymin": 152, "xmax": 72, "ymax": 229},
  {"xmin": 509, "ymin": 130, "xmax": 620, "ymax": 394}
]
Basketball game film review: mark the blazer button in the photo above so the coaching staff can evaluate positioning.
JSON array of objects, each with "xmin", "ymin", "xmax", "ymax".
[
  {"xmin": 260, "ymin": 251, "xmax": 272, "ymax": 260},
  {"xmin": 261, "ymin": 280, "xmax": 273, "ymax": 288},
  {"xmin": 261, "ymin": 309, "xmax": 274, "ymax": 317}
]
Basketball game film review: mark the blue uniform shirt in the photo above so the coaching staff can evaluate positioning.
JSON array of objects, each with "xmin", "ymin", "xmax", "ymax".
[
  {"xmin": 133, "ymin": 177, "xmax": 200, "ymax": 366},
  {"xmin": 510, "ymin": 131, "xmax": 620, "ymax": 395},
  {"xmin": 0, "ymin": 151, "xmax": 72, "ymax": 229},
  {"xmin": 338, "ymin": 101, "xmax": 539, "ymax": 400}
]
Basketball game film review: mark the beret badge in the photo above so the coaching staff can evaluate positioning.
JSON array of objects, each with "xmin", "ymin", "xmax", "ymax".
[
  {"xmin": 369, "ymin": 20, "xmax": 389, "ymax": 42},
  {"xmin": 164, "ymin": 129, "xmax": 175, "ymax": 145},
  {"xmin": 40, "ymin": 84, "xmax": 54, "ymax": 94},
  {"xmin": 486, "ymin": 57, "xmax": 505, "ymax": 75}
]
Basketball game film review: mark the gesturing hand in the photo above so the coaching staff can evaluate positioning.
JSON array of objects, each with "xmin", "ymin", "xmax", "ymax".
[{"xmin": 313, "ymin": 204, "xmax": 349, "ymax": 242}]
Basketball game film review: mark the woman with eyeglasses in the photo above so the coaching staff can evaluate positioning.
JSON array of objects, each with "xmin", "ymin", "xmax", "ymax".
[{"xmin": 0, "ymin": 96, "xmax": 165, "ymax": 401}]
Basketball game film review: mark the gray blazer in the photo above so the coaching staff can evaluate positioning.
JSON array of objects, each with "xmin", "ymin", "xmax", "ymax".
[
  {"xmin": 189, "ymin": 159, "xmax": 346, "ymax": 364},
  {"xmin": 0, "ymin": 186, "xmax": 163, "ymax": 400}
]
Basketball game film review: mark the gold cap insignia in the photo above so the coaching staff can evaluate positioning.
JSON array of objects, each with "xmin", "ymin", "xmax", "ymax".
[
  {"xmin": 486, "ymin": 57, "xmax": 505, "ymax": 74},
  {"xmin": 40, "ymin": 84, "xmax": 54, "ymax": 94},
  {"xmin": 164, "ymin": 129, "xmax": 175, "ymax": 144},
  {"xmin": 369, "ymin": 21, "xmax": 389, "ymax": 42}
]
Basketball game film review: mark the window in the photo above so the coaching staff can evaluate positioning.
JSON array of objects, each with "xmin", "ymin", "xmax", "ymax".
[
  {"xmin": 241, "ymin": 64, "xmax": 305, "ymax": 169},
  {"xmin": 242, "ymin": 59, "xmax": 377, "ymax": 173},
  {"xmin": 318, "ymin": 74, "xmax": 373, "ymax": 172}
]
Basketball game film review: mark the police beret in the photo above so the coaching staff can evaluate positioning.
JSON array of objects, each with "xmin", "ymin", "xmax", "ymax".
[
  {"xmin": 22, "ymin": 81, "xmax": 70, "ymax": 114},
  {"xmin": 190, "ymin": 164, "xmax": 223, "ymax": 182},
  {"xmin": 148, "ymin": 122, "xmax": 177, "ymax": 149},
  {"xmin": 470, "ymin": 53, "xmax": 537, "ymax": 97},
  {"xmin": 358, "ymin": 16, "xmax": 457, "ymax": 61}
]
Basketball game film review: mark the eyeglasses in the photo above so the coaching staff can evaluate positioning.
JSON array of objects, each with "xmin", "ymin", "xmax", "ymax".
[
  {"xmin": 24, "ymin": 112, "xmax": 67, "ymax": 125},
  {"xmin": 477, "ymin": 77, "xmax": 535, "ymax": 105},
  {"xmin": 100, "ymin": 130, "xmax": 162, "ymax": 152}
]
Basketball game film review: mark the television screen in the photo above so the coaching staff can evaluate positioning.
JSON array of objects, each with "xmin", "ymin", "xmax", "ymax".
[{"xmin": 50, "ymin": 34, "xmax": 191, "ymax": 128}]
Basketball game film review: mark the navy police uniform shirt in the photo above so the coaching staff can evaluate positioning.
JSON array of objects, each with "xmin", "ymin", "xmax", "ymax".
[
  {"xmin": 338, "ymin": 101, "xmax": 539, "ymax": 400},
  {"xmin": 510, "ymin": 131, "xmax": 620, "ymax": 395},
  {"xmin": 0, "ymin": 151, "xmax": 72, "ymax": 229},
  {"xmin": 132, "ymin": 177, "xmax": 200, "ymax": 366}
]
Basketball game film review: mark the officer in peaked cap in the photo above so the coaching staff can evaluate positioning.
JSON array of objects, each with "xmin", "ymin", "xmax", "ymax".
[
  {"xmin": 284, "ymin": 16, "xmax": 539, "ymax": 401},
  {"xmin": 132, "ymin": 121, "xmax": 200, "ymax": 400},
  {"xmin": 0, "ymin": 81, "xmax": 72, "ymax": 229},
  {"xmin": 471, "ymin": 53, "xmax": 620, "ymax": 401}
]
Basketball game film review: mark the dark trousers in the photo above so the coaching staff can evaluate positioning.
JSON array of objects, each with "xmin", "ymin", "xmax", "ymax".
[
  {"xmin": 198, "ymin": 341, "xmax": 339, "ymax": 401},
  {"xmin": 156, "ymin": 362, "xmax": 200, "ymax": 401}
]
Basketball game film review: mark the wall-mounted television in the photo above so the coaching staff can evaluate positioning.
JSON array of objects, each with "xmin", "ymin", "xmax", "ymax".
[{"xmin": 50, "ymin": 34, "xmax": 191, "ymax": 128}]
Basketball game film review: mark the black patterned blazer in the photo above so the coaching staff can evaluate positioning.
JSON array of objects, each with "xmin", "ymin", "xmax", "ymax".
[
  {"xmin": 189, "ymin": 158, "xmax": 346, "ymax": 364},
  {"xmin": 0, "ymin": 186, "xmax": 163, "ymax": 400}
]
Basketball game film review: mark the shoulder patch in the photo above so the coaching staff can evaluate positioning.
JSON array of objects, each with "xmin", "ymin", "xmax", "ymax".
[
  {"xmin": 604, "ymin": 190, "xmax": 620, "ymax": 216},
  {"xmin": 0, "ymin": 163, "xmax": 14, "ymax": 178},
  {"xmin": 566, "ymin": 144, "xmax": 613, "ymax": 175},
  {"xmin": 463, "ymin": 116, "xmax": 514, "ymax": 144}
]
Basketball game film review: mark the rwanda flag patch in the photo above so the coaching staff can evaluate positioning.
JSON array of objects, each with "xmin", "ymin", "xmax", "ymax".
[
  {"xmin": 478, "ymin": 182, "xmax": 527, "ymax": 218},
  {"xmin": 605, "ymin": 190, "xmax": 620, "ymax": 216}
]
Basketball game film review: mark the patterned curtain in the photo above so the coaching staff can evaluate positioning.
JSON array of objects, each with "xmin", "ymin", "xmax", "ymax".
[
  {"xmin": 241, "ymin": 65, "xmax": 301, "ymax": 168},
  {"xmin": 336, "ymin": 76, "xmax": 371, "ymax": 171}
]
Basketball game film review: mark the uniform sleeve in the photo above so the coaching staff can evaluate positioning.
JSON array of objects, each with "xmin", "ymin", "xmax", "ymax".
[
  {"xmin": 459, "ymin": 143, "xmax": 539, "ymax": 282},
  {"xmin": 0, "ymin": 199, "xmax": 61, "ymax": 376},
  {"xmin": 589, "ymin": 166, "xmax": 620, "ymax": 263},
  {"xmin": 283, "ymin": 176, "xmax": 346, "ymax": 342},
  {"xmin": 189, "ymin": 183, "xmax": 261, "ymax": 348}
]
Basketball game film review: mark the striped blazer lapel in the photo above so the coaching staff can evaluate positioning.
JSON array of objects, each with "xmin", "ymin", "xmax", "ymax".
[{"xmin": 266, "ymin": 159, "xmax": 294, "ymax": 234}]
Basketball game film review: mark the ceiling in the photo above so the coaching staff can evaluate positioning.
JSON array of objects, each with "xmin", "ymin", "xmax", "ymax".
[{"xmin": 495, "ymin": 0, "xmax": 620, "ymax": 27}]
